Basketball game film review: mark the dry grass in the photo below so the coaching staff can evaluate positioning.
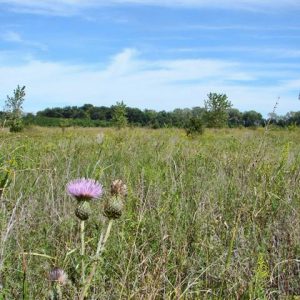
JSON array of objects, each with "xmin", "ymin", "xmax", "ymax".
[{"xmin": 0, "ymin": 126, "xmax": 300, "ymax": 299}]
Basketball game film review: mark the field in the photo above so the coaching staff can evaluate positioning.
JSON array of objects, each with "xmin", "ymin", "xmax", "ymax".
[{"xmin": 0, "ymin": 126, "xmax": 300, "ymax": 299}]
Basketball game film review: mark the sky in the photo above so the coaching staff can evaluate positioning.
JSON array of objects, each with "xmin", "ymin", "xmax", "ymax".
[{"xmin": 0, "ymin": 0, "xmax": 300, "ymax": 115}]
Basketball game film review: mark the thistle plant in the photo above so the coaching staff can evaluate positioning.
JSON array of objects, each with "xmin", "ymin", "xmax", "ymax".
[
  {"xmin": 45, "ymin": 178, "xmax": 126, "ymax": 299},
  {"xmin": 79, "ymin": 179, "xmax": 127, "ymax": 300},
  {"xmin": 67, "ymin": 178, "xmax": 103, "ymax": 284},
  {"xmin": 48, "ymin": 268, "xmax": 68, "ymax": 300},
  {"xmin": 104, "ymin": 179, "xmax": 127, "ymax": 219}
]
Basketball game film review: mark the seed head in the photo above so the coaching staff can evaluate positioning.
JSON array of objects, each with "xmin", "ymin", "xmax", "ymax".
[
  {"xmin": 75, "ymin": 201, "xmax": 91, "ymax": 221},
  {"xmin": 104, "ymin": 197, "xmax": 124, "ymax": 219},
  {"xmin": 49, "ymin": 268, "xmax": 68, "ymax": 285},
  {"xmin": 111, "ymin": 179, "xmax": 127, "ymax": 197},
  {"xmin": 67, "ymin": 178, "xmax": 103, "ymax": 201}
]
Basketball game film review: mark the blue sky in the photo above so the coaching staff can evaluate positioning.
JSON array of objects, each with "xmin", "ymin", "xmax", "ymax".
[{"xmin": 0, "ymin": 0, "xmax": 300, "ymax": 115}]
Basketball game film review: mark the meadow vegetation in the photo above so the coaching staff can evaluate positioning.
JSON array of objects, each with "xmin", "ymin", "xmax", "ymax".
[{"xmin": 0, "ymin": 126, "xmax": 300, "ymax": 299}]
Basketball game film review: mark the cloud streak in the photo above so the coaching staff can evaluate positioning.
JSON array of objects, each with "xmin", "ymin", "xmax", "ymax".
[
  {"xmin": 1, "ymin": 30, "xmax": 47, "ymax": 50},
  {"xmin": 170, "ymin": 46, "xmax": 300, "ymax": 59},
  {"xmin": 0, "ymin": 0, "xmax": 299, "ymax": 16},
  {"xmin": 2, "ymin": 30, "xmax": 23, "ymax": 42}
]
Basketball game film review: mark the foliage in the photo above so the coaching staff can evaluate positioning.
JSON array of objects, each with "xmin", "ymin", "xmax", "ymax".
[
  {"xmin": 23, "ymin": 116, "xmax": 110, "ymax": 127},
  {"xmin": 243, "ymin": 110, "xmax": 264, "ymax": 127},
  {"xmin": 185, "ymin": 117, "xmax": 205, "ymax": 136},
  {"xmin": 204, "ymin": 92, "xmax": 232, "ymax": 128},
  {"xmin": 3, "ymin": 99, "xmax": 300, "ymax": 129},
  {"xmin": 112, "ymin": 101, "xmax": 128, "ymax": 129},
  {"xmin": 285, "ymin": 111, "xmax": 300, "ymax": 126},
  {"xmin": 250, "ymin": 253, "xmax": 269, "ymax": 299},
  {"xmin": 228, "ymin": 108, "xmax": 243, "ymax": 127},
  {"xmin": 58, "ymin": 119, "xmax": 71, "ymax": 133},
  {"xmin": 4, "ymin": 85, "xmax": 26, "ymax": 132}
]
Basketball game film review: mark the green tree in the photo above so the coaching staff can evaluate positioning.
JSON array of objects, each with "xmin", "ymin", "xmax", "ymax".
[
  {"xmin": 228, "ymin": 108, "xmax": 243, "ymax": 127},
  {"xmin": 59, "ymin": 118, "xmax": 71, "ymax": 133},
  {"xmin": 112, "ymin": 101, "xmax": 128, "ymax": 129},
  {"xmin": 5, "ymin": 85, "xmax": 26, "ymax": 132},
  {"xmin": 185, "ymin": 117, "xmax": 205, "ymax": 137},
  {"xmin": 172, "ymin": 108, "xmax": 192, "ymax": 127},
  {"xmin": 144, "ymin": 109, "xmax": 158, "ymax": 127},
  {"xmin": 204, "ymin": 93, "xmax": 232, "ymax": 128},
  {"xmin": 126, "ymin": 107, "xmax": 144, "ymax": 126},
  {"xmin": 285, "ymin": 111, "xmax": 300, "ymax": 126},
  {"xmin": 242, "ymin": 110, "xmax": 263, "ymax": 127}
]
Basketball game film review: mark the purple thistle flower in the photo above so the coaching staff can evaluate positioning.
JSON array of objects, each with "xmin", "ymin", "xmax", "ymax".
[
  {"xmin": 49, "ymin": 267, "xmax": 68, "ymax": 285},
  {"xmin": 67, "ymin": 178, "xmax": 103, "ymax": 201}
]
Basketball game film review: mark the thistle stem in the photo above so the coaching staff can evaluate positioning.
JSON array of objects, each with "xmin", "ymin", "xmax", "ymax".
[
  {"xmin": 80, "ymin": 220, "xmax": 85, "ymax": 283},
  {"xmin": 50, "ymin": 283, "xmax": 62, "ymax": 300},
  {"xmin": 79, "ymin": 220, "xmax": 113, "ymax": 300}
]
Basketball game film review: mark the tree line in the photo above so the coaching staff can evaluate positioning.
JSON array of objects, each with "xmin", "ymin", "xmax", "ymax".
[
  {"xmin": 26, "ymin": 101, "xmax": 299, "ymax": 129},
  {"xmin": 1, "ymin": 87, "xmax": 300, "ymax": 132}
]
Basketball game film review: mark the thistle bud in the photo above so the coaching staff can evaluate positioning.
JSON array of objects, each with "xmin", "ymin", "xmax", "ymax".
[
  {"xmin": 103, "ymin": 197, "xmax": 124, "ymax": 219},
  {"xmin": 49, "ymin": 267, "xmax": 68, "ymax": 285},
  {"xmin": 75, "ymin": 201, "xmax": 91, "ymax": 221},
  {"xmin": 111, "ymin": 179, "xmax": 127, "ymax": 197}
]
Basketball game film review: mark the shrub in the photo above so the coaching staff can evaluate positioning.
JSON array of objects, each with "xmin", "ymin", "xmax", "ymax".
[
  {"xmin": 5, "ymin": 85, "xmax": 26, "ymax": 132},
  {"xmin": 185, "ymin": 117, "xmax": 205, "ymax": 136}
]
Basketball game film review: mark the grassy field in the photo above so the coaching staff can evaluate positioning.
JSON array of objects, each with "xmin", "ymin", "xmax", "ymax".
[{"xmin": 0, "ymin": 126, "xmax": 300, "ymax": 299}]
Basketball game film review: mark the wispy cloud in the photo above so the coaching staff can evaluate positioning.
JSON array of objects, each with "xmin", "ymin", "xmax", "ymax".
[
  {"xmin": 2, "ymin": 30, "xmax": 23, "ymax": 42},
  {"xmin": 0, "ymin": 0, "xmax": 299, "ymax": 16},
  {"xmin": 1, "ymin": 30, "xmax": 47, "ymax": 50},
  {"xmin": 0, "ymin": 48, "xmax": 298, "ymax": 115},
  {"xmin": 170, "ymin": 46, "xmax": 300, "ymax": 59},
  {"xmin": 167, "ymin": 24, "xmax": 300, "ymax": 32}
]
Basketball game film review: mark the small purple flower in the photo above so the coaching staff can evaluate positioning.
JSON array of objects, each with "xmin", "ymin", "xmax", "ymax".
[
  {"xmin": 67, "ymin": 178, "xmax": 103, "ymax": 201},
  {"xmin": 49, "ymin": 267, "xmax": 68, "ymax": 285}
]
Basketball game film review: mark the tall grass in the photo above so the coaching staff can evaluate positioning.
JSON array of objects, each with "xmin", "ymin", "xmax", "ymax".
[{"xmin": 0, "ymin": 126, "xmax": 300, "ymax": 299}]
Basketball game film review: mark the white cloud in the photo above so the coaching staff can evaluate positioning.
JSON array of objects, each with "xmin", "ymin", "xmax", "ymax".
[{"xmin": 0, "ymin": 48, "xmax": 299, "ymax": 115}]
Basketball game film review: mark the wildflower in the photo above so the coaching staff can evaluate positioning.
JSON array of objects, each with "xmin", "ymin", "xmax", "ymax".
[
  {"xmin": 67, "ymin": 178, "xmax": 103, "ymax": 202},
  {"xmin": 49, "ymin": 268, "xmax": 68, "ymax": 285}
]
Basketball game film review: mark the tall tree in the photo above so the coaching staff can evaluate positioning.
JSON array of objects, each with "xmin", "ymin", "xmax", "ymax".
[
  {"xmin": 5, "ymin": 85, "xmax": 26, "ymax": 132},
  {"xmin": 242, "ymin": 110, "xmax": 263, "ymax": 127},
  {"xmin": 204, "ymin": 93, "xmax": 232, "ymax": 128},
  {"xmin": 112, "ymin": 101, "xmax": 128, "ymax": 129}
]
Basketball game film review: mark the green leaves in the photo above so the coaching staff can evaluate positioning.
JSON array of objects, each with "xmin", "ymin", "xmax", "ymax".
[
  {"xmin": 5, "ymin": 85, "xmax": 26, "ymax": 132},
  {"xmin": 185, "ymin": 117, "xmax": 205, "ymax": 137},
  {"xmin": 112, "ymin": 101, "xmax": 128, "ymax": 129},
  {"xmin": 204, "ymin": 92, "xmax": 232, "ymax": 128}
]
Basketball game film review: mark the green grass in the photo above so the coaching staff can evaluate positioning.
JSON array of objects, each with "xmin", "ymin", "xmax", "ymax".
[{"xmin": 0, "ymin": 126, "xmax": 300, "ymax": 299}]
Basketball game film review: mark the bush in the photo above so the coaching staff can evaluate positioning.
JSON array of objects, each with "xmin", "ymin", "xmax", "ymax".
[
  {"xmin": 9, "ymin": 118, "xmax": 24, "ymax": 132},
  {"xmin": 5, "ymin": 85, "xmax": 26, "ymax": 133},
  {"xmin": 185, "ymin": 117, "xmax": 205, "ymax": 136}
]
